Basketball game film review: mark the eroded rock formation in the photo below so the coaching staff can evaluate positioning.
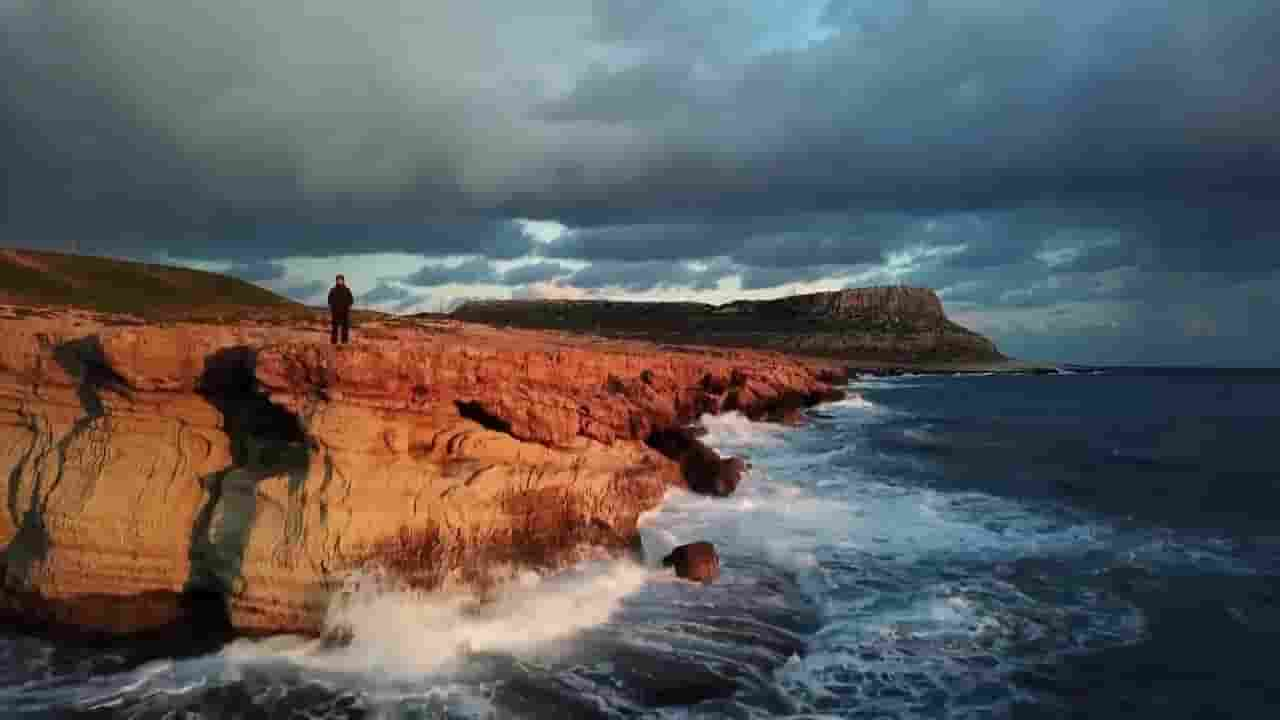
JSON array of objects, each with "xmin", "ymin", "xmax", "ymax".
[{"xmin": 0, "ymin": 305, "xmax": 844, "ymax": 637}]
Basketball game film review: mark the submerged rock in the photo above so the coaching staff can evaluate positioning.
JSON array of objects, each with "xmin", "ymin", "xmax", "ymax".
[{"xmin": 663, "ymin": 542, "xmax": 721, "ymax": 583}]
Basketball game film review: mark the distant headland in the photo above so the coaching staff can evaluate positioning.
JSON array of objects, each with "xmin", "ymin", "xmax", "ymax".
[{"xmin": 452, "ymin": 286, "xmax": 1005, "ymax": 365}]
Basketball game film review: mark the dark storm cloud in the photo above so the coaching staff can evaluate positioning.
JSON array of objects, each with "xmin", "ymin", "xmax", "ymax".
[
  {"xmin": 540, "ymin": 63, "xmax": 700, "ymax": 125},
  {"xmin": 1054, "ymin": 243, "xmax": 1142, "ymax": 275},
  {"xmin": 741, "ymin": 265, "xmax": 846, "ymax": 290},
  {"xmin": 5, "ymin": 0, "xmax": 1277, "ymax": 263},
  {"xmin": 393, "ymin": 295, "xmax": 428, "ymax": 313},
  {"xmin": 544, "ymin": 225, "xmax": 726, "ymax": 262},
  {"xmin": 501, "ymin": 262, "xmax": 573, "ymax": 285},
  {"xmin": 961, "ymin": 269, "xmax": 1280, "ymax": 365},
  {"xmin": 403, "ymin": 258, "xmax": 499, "ymax": 287},
  {"xmin": 565, "ymin": 260, "xmax": 735, "ymax": 292},
  {"xmin": 226, "ymin": 261, "xmax": 287, "ymax": 282},
  {"xmin": 360, "ymin": 282, "xmax": 417, "ymax": 305},
  {"xmin": 204, "ymin": 221, "xmax": 536, "ymax": 262},
  {"xmin": 103, "ymin": 221, "xmax": 535, "ymax": 263},
  {"xmin": 3, "ymin": 1, "xmax": 1279, "ymax": 361},
  {"xmin": 732, "ymin": 226, "xmax": 884, "ymax": 268},
  {"xmin": 543, "ymin": 214, "xmax": 892, "ymax": 268},
  {"xmin": 281, "ymin": 280, "xmax": 328, "ymax": 302}
]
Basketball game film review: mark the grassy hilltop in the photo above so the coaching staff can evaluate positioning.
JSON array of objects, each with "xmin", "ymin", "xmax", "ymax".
[{"xmin": 0, "ymin": 248, "xmax": 298, "ymax": 318}]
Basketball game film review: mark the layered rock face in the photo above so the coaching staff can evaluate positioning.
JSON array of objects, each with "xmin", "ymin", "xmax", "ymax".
[
  {"xmin": 453, "ymin": 287, "xmax": 1002, "ymax": 363},
  {"xmin": 718, "ymin": 286, "xmax": 947, "ymax": 324},
  {"xmin": 0, "ymin": 306, "xmax": 843, "ymax": 637}
]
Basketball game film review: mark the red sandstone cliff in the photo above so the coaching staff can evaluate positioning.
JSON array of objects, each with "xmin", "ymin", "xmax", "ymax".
[{"xmin": 0, "ymin": 305, "xmax": 844, "ymax": 637}]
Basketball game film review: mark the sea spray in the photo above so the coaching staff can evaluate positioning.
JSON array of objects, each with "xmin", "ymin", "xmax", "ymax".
[
  {"xmin": 697, "ymin": 411, "xmax": 789, "ymax": 448},
  {"xmin": 679, "ymin": 395, "xmax": 1153, "ymax": 716},
  {"xmin": 63, "ymin": 560, "xmax": 653, "ymax": 718},
  {"xmin": 313, "ymin": 560, "xmax": 652, "ymax": 677},
  {"xmin": 821, "ymin": 393, "xmax": 878, "ymax": 411}
]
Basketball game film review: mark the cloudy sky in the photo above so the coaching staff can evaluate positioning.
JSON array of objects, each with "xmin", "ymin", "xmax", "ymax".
[{"xmin": 4, "ymin": 0, "xmax": 1277, "ymax": 365}]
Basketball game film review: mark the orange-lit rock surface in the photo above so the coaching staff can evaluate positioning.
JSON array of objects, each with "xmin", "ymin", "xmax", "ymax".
[{"xmin": 0, "ymin": 305, "xmax": 844, "ymax": 636}]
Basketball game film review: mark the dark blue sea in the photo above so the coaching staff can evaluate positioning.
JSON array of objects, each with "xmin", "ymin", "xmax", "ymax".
[{"xmin": 3, "ymin": 369, "xmax": 1278, "ymax": 718}]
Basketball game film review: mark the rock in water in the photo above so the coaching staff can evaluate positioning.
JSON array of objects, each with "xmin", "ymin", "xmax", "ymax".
[
  {"xmin": 663, "ymin": 542, "xmax": 721, "ymax": 583},
  {"xmin": 711, "ymin": 456, "xmax": 747, "ymax": 496}
]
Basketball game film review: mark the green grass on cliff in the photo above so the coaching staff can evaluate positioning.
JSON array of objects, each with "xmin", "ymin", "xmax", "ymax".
[
  {"xmin": 451, "ymin": 298, "xmax": 954, "ymax": 339},
  {"xmin": 451, "ymin": 297, "xmax": 1005, "ymax": 363},
  {"xmin": 0, "ymin": 248, "xmax": 299, "ymax": 318}
]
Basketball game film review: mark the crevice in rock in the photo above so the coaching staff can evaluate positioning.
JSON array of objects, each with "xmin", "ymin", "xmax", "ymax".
[
  {"xmin": 456, "ymin": 400, "xmax": 514, "ymax": 435},
  {"xmin": 646, "ymin": 426, "xmax": 745, "ymax": 497}
]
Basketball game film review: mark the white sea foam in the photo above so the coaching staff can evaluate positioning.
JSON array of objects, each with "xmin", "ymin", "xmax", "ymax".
[
  {"xmin": 823, "ymin": 392, "xmax": 877, "ymax": 411},
  {"xmin": 649, "ymin": 445, "xmax": 1111, "ymax": 578},
  {"xmin": 66, "ymin": 560, "xmax": 652, "ymax": 718},
  {"xmin": 72, "ymin": 655, "xmax": 227, "ymax": 712},
  {"xmin": 359, "ymin": 684, "xmax": 498, "ymax": 720},
  {"xmin": 902, "ymin": 427, "xmax": 938, "ymax": 444},
  {"xmin": 300, "ymin": 559, "xmax": 652, "ymax": 677},
  {"xmin": 697, "ymin": 411, "xmax": 789, "ymax": 448},
  {"xmin": 850, "ymin": 377, "xmax": 923, "ymax": 391},
  {"xmin": 648, "ymin": 401, "xmax": 1163, "ymax": 716}
]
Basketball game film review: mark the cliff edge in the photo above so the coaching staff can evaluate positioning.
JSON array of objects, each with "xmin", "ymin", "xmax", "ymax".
[
  {"xmin": 453, "ymin": 287, "xmax": 1002, "ymax": 364},
  {"xmin": 0, "ymin": 304, "xmax": 844, "ymax": 638}
]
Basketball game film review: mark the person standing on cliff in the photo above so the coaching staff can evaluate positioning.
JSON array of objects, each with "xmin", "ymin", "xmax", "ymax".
[{"xmin": 327, "ymin": 274, "xmax": 354, "ymax": 345}]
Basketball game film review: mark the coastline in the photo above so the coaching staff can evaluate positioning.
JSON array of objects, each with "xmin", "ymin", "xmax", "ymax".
[
  {"xmin": 845, "ymin": 357, "xmax": 1061, "ymax": 375},
  {"xmin": 0, "ymin": 303, "xmax": 846, "ymax": 640}
]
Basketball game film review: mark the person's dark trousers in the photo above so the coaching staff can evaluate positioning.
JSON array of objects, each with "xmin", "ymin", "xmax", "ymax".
[{"xmin": 331, "ymin": 314, "xmax": 350, "ymax": 344}]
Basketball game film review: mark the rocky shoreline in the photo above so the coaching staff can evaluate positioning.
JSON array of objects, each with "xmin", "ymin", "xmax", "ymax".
[{"xmin": 0, "ymin": 305, "xmax": 846, "ymax": 641}]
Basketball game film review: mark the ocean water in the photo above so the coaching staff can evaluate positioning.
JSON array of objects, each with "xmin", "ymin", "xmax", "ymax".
[{"xmin": 3, "ymin": 369, "xmax": 1279, "ymax": 718}]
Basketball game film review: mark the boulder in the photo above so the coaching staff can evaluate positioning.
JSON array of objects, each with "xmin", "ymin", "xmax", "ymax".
[
  {"xmin": 699, "ymin": 454, "xmax": 746, "ymax": 496},
  {"xmin": 662, "ymin": 542, "xmax": 720, "ymax": 583}
]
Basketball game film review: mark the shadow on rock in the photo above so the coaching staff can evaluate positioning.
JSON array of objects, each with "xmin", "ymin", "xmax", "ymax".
[
  {"xmin": 176, "ymin": 346, "xmax": 310, "ymax": 656},
  {"xmin": 647, "ymin": 427, "xmax": 745, "ymax": 497},
  {"xmin": 2, "ymin": 336, "xmax": 130, "ymax": 608}
]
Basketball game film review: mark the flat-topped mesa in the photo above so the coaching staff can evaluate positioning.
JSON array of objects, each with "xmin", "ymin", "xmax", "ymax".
[
  {"xmin": 0, "ymin": 305, "xmax": 845, "ymax": 638},
  {"xmin": 721, "ymin": 287, "xmax": 948, "ymax": 325},
  {"xmin": 453, "ymin": 287, "xmax": 1002, "ymax": 363}
]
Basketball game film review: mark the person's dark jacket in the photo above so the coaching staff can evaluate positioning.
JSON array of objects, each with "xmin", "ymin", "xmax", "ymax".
[{"xmin": 327, "ymin": 285, "xmax": 354, "ymax": 317}]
